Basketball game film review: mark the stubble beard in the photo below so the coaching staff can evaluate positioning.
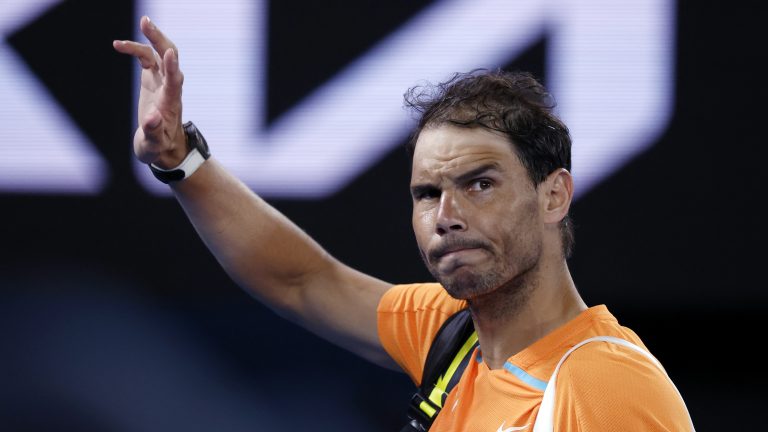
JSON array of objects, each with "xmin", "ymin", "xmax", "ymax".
[{"xmin": 426, "ymin": 241, "xmax": 542, "ymax": 321}]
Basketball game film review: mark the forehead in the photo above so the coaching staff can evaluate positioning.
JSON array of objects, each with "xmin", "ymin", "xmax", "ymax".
[{"xmin": 411, "ymin": 125, "xmax": 522, "ymax": 181}]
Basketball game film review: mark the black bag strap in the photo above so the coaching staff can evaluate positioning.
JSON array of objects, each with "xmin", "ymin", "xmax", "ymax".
[{"xmin": 401, "ymin": 308, "xmax": 477, "ymax": 432}]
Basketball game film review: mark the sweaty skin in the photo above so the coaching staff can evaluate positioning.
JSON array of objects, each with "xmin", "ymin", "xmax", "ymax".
[
  {"xmin": 411, "ymin": 125, "xmax": 543, "ymax": 301},
  {"xmin": 410, "ymin": 125, "xmax": 586, "ymax": 369},
  {"xmin": 113, "ymin": 17, "xmax": 695, "ymax": 432},
  {"xmin": 114, "ymin": 16, "xmax": 395, "ymax": 369},
  {"xmin": 113, "ymin": 17, "xmax": 585, "ymax": 372}
]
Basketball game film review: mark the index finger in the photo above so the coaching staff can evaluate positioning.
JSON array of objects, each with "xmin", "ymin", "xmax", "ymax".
[{"xmin": 140, "ymin": 16, "xmax": 179, "ymax": 62}]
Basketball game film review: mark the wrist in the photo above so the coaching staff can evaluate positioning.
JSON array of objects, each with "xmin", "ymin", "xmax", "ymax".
[
  {"xmin": 149, "ymin": 121, "xmax": 211, "ymax": 184},
  {"xmin": 152, "ymin": 137, "xmax": 190, "ymax": 169}
]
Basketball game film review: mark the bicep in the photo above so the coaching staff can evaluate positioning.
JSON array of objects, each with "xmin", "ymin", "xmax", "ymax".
[{"xmin": 280, "ymin": 259, "xmax": 400, "ymax": 370}]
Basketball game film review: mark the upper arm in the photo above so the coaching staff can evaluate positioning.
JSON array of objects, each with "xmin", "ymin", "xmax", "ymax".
[
  {"xmin": 373, "ymin": 283, "xmax": 467, "ymax": 384},
  {"xmin": 173, "ymin": 163, "xmax": 399, "ymax": 369},
  {"xmin": 555, "ymin": 345, "xmax": 692, "ymax": 431},
  {"xmin": 171, "ymin": 163, "xmax": 402, "ymax": 370},
  {"xmin": 276, "ymin": 257, "xmax": 399, "ymax": 370}
]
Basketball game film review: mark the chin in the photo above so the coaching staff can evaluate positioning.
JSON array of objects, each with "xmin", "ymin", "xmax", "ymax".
[{"xmin": 436, "ymin": 269, "xmax": 500, "ymax": 300}]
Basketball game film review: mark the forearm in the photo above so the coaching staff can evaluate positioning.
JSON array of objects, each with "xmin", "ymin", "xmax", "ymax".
[
  {"xmin": 170, "ymin": 158, "xmax": 396, "ymax": 367},
  {"xmin": 117, "ymin": 18, "xmax": 394, "ymax": 367},
  {"xmin": 170, "ymin": 158, "xmax": 333, "ymax": 312}
]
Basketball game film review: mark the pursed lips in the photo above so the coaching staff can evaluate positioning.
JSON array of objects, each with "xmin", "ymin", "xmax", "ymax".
[
  {"xmin": 430, "ymin": 241, "xmax": 488, "ymax": 263},
  {"xmin": 439, "ymin": 247, "xmax": 480, "ymax": 259},
  {"xmin": 431, "ymin": 246, "xmax": 486, "ymax": 272}
]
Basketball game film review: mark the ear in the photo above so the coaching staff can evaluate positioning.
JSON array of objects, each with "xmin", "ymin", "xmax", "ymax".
[{"xmin": 539, "ymin": 168, "xmax": 574, "ymax": 225}]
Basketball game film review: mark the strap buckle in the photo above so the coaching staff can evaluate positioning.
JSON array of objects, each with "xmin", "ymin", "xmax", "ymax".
[{"xmin": 406, "ymin": 392, "xmax": 441, "ymax": 431}]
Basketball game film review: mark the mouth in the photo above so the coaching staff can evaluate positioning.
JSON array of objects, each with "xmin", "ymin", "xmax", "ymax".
[
  {"xmin": 429, "ymin": 240, "xmax": 488, "ymax": 263},
  {"xmin": 438, "ymin": 247, "xmax": 480, "ymax": 260}
]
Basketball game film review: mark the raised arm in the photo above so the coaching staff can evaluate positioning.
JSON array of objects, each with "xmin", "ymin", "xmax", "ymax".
[{"xmin": 113, "ymin": 16, "xmax": 396, "ymax": 368}]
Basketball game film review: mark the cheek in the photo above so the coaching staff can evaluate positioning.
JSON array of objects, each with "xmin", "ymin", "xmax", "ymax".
[
  {"xmin": 491, "ymin": 201, "xmax": 539, "ymax": 243},
  {"xmin": 412, "ymin": 208, "xmax": 435, "ymax": 244},
  {"xmin": 501, "ymin": 205, "xmax": 542, "ymax": 251}
]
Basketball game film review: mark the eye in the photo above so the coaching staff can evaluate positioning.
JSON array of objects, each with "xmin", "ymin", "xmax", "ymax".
[
  {"xmin": 468, "ymin": 179, "xmax": 493, "ymax": 192},
  {"xmin": 413, "ymin": 186, "xmax": 441, "ymax": 201}
]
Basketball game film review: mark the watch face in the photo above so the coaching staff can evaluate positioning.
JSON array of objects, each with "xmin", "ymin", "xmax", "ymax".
[
  {"xmin": 184, "ymin": 121, "xmax": 211, "ymax": 159},
  {"xmin": 199, "ymin": 139, "xmax": 210, "ymax": 155}
]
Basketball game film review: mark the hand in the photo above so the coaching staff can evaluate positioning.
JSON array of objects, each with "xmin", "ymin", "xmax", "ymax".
[{"xmin": 113, "ymin": 16, "xmax": 187, "ymax": 168}]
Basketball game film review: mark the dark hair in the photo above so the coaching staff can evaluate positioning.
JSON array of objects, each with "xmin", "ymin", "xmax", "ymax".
[{"xmin": 404, "ymin": 69, "xmax": 575, "ymax": 258}]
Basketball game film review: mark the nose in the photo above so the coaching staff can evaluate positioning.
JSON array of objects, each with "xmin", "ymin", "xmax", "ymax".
[{"xmin": 435, "ymin": 191, "xmax": 467, "ymax": 235}]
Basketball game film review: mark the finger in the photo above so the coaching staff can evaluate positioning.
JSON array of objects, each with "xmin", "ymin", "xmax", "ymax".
[
  {"xmin": 113, "ymin": 40, "xmax": 158, "ymax": 69},
  {"xmin": 140, "ymin": 16, "xmax": 179, "ymax": 63},
  {"xmin": 162, "ymin": 48, "xmax": 184, "ymax": 100}
]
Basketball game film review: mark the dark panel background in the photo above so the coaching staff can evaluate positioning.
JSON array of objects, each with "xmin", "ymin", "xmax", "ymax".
[{"xmin": 1, "ymin": 1, "xmax": 765, "ymax": 430}]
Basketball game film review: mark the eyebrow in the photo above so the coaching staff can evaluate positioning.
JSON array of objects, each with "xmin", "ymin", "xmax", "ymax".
[
  {"xmin": 410, "ymin": 162, "xmax": 503, "ymax": 197},
  {"xmin": 453, "ymin": 162, "xmax": 503, "ymax": 184}
]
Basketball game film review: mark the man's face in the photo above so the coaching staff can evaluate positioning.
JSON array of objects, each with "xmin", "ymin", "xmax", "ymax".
[{"xmin": 410, "ymin": 125, "xmax": 543, "ymax": 300}]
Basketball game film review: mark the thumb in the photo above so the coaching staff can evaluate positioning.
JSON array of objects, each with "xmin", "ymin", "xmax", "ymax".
[
  {"xmin": 142, "ymin": 110, "xmax": 162, "ymax": 132},
  {"xmin": 140, "ymin": 110, "xmax": 167, "ymax": 147},
  {"xmin": 133, "ymin": 127, "xmax": 161, "ymax": 164}
]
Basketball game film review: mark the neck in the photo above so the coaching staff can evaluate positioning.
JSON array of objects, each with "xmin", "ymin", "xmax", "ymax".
[{"xmin": 468, "ymin": 259, "xmax": 586, "ymax": 370}]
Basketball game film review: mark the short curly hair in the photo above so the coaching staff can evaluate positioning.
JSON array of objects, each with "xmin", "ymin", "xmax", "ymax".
[{"xmin": 404, "ymin": 69, "xmax": 575, "ymax": 258}]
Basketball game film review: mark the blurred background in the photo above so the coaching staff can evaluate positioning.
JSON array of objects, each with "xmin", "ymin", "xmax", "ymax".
[{"xmin": 1, "ymin": 0, "xmax": 764, "ymax": 430}]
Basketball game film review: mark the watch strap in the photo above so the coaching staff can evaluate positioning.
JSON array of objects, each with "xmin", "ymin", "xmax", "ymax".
[
  {"xmin": 149, "ymin": 147, "xmax": 207, "ymax": 184},
  {"xmin": 148, "ymin": 121, "xmax": 210, "ymax": 184}
]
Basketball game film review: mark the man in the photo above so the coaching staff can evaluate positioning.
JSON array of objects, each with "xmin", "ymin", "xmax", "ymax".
[{"xmin": 114, "ymin": 16, "xmax": 694, "ymax": 431}]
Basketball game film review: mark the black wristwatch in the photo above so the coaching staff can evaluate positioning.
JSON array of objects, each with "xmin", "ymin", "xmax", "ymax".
[{"xmin": 149, "ymin": 121, "xmax": 211, "ymax": 184}]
